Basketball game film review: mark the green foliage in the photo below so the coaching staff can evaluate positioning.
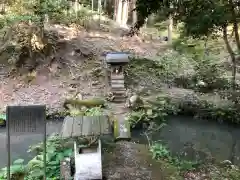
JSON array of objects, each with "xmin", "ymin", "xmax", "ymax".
[
  {"xmin": 39, "ymin": 0, "xmax": 70, "ymax": 15},
  {"xmin": 0, "ymin": 114, "xmax": 6, "ymax": 126},
  {"xmin": 0, "ymin": 159, "xmax": 25, "ymax": 179},
  {"xmin": 52, "ymin": 6, "xmax": 96, "ymax": 26},
  {"xmin": 127, "ymin": 90, "xmax": 240, "ymax": 125},
  {"xmin": 172, "ymin": 36, "xmax": 223, "ymax": 56},
  {"xmin": 154, "ymin": 21, "xmax": 168, "ymax": 32},
  {"xmin": 135, "ymin": 0, "xmax": 232, "ymax": 37},
  {"xmin": 127, "ymin": 96, "xmax": 179, "ymax": 128},
  {"xmin": 153, "ymin": 52, "xmax": 196, "ymax": 84},
  {"xmin": 69, "ymin": 107, "xmax": 104, "ymax": 117},
  {"xmin": 26, "ymin": 135, "xmax": 73, "ymax": 179},
  {"xmin": 0, "ymin": 135, "xmax": 73, "ymax": 179},
  {"xmin": 0, "ymin": 114, "xmax": 6, "ymax": 120},
  {"xmin": 173, "ymin": 92, "xmax": 240, "ymax": 124},
  {"xmin": 150, "ymin": 141, "xmax": 240, "ymax": 179},
  {"xmin": 193, "ymin": 57, "xmax": 229, "ymax": 92},
  {"xmin": 219, "ymin": 167, "xmax": 240, "ymax": 180},
  {"xmin": 0, "ymin": 14, "xmax": 40, "ymax": 29},
  {"xmin": 84, "ymin": 107, "xmax": 104, "ymax": 116},
  {"xmin": 150, "ymin": 143, "xmax": 170, "ymax": 159},
  {"xmin": 128, "ymin": 54, "xmax": 240, "ymax": 124},
  {"xmin": 134, "ymin": 0, "xmax": 168, "ymax": 29},
  {"xmin": 128, "ymin": 53, "xmax": 231, "ymax": 92},
  {"xmin": 127, "ymin": 54, "xmax": 196, "ymax": 86},
  {"xmin": 174, "ymin": 0, "xmax": 227, "ymax": 38},
  {"xmin": 172, "ymin": 37, "xmax": 205, "ymax": 56},
  {"xmin": 1, "ymin": 0, "xmax": 96, "ymax": 31},
  {"xmin": 126, "ymin": 109, "xmax": 148, "ymax": 128},
  {"xmin": 150, "ymin": 143, "xmax": 199, "ymax": 172}
]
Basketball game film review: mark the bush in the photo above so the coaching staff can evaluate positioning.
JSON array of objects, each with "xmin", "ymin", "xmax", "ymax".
[
  {"xmin": 193, "ymin": 56, "xmax": 230, "ymax": 92},
  {"xmin": 126, "ymin": 52, "xmax": 196, "ymax": 87},
  {"xmin": 157, "ymin": 52, "xmax": 230, "ymax": 92},
  {"xmin": 169, "ymin": 92, "xmax": 240, "ymax": 124},
  {"xmin": 127, "ymin": 95, "xmax": 179, "ymax": 128},
  {"xmin": 52, "ymin": 7, "xmax": 96, "ymax": 27},
  {"xmin": 140, "ymin": 91, "xmax": 240, "ymax": 124},
  {"xmin": 128, "ymin": 51, "xmax": 231, "ymax": 92},
  {"xmin": 0, "ymin": 134, "xmax": 73, "ymax": 179},
  {"xmin": 153, "ymin": 51, "xmax": 196, "ymax": 84}
]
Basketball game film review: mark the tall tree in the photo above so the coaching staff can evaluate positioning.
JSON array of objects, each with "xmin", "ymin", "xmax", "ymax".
[
  {"xmin": 98, "ymin": 0, "xmax": 102, "ymax": 13},
  {"xmin": 114, "ymin": 0, "xmax": 129, "ymax": 26},
  {"xmin": 133, "ymin": 0, "xmax": 240, "ymax": 91},
  {"xmin": 132, "ymin": 0, "xmax": 137, "ymax": 25},
  {"xmin": 122, "ymin": 0, "xmax": 129, "ymax": 26},
  {"xmin": 0, "ymin": 0, "xmax": 7, "ymax": 14},
  {"xmin": 116, "ymin": 0, "xmax": 123, "ymax": 24}
]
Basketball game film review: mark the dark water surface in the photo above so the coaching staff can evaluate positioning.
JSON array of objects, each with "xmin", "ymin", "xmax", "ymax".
[{"xmin": 152, "ymin": 116, "xmax": 240, "ymax": 165}]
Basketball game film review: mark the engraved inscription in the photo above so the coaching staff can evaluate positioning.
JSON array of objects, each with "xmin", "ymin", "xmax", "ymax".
[{"xmin": 7, "ymin": 105, "xmax": 46, "ymax": 135}]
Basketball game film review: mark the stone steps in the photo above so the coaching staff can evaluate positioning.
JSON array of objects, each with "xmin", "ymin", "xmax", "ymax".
[{"xmin": 110, "ymin": 71, "xmax": 126, "ymax": 103}]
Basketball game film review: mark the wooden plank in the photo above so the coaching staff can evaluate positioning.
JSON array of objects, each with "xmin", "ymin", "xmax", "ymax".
[
  {"xmin": 92, "ymin": 116, "xmax": 101, "ymax": 135},
  {"xmin": 61, "ymin": 116, "xmax": 112, "ymax": 137},
  {"xmin": 78, "ymin": 116, "xmax": 88, "ymax": 136},
  {"xmin": 100, "ymin": 116, "xmax": 111, "ymax": 134},
  {"xmin": 61, "ymin": 116, "xmax": 74, "ymax": 138},
  {"xmin": 72, "ymin": 116, "xmax": 83, "ymax": 137},
  {"xmin": 82, "ymin": 116, "xmax": 98, "ymax": 136}
]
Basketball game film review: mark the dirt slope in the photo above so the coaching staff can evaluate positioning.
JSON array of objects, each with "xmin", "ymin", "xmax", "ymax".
[{"xmin": 0, "ymin": 23, "xmax": 165, "ymax": 114}]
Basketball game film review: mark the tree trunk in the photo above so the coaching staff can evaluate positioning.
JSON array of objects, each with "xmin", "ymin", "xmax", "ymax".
[
  {"xmin": 116, "ymin": 0, "xmax": 123, "ymax": 24},
  {"xmin": 92, "ymin": 0, "xmax": 94, "ymax": 11},
  {"xmin": 144, "ymin": 18, "xmax": 148, "ymax": 28},
  {"xmin": 74, "ymin": 0, "xmax": 78, "ymax": 13},
  {"xmin": 168, "ymin": 14, "xmax": 173, "ymax": 44},
  {"xmin": 132, "ymin": 0, "xmax": 137, "ymax": 25},
  {"xmin": 223, "ymin": 25, "xmax": 236, "ymax": 91},
  {"xmin": 228, "ymin": 0, "xmax": 240, "ymax": 93},
  {"xmin": 0, "ymin": 1, "xmax": 6, "ymax": 14},
  {"xmin": 114, "ymin": 0, "xmax": 118, "ymax": 21},
  {"xmin": 98, "ymin": 0, "xmax": 101, "ymax": 13},
  {"xmin": 121, "ymin": 0, "xmax": 129, "ymax": 26},
  {"xmin": 229, "ymin": 0, "xmax": 240, "ymax": 50},
  {"xmin": 103, "ymin": 0, "xmax": 107, "ymax": 13}
]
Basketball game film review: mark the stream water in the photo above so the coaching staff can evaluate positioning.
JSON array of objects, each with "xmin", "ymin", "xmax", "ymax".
[
  {"xmin": 0, "ymin": 116, "xmax": 239, "ymax": 179},
  {"xmin": 155, "ymin": 116, "xmax": 240, "ymax": 165}
]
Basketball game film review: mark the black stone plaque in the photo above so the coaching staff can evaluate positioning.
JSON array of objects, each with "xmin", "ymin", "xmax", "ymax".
[
  {"xmin": 6, "ymin": 105, "xmax": 46, "ymax": 135},
  {"xmin": 6, "ymin": 105, "xmax": 47, "ymax": 180}
]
